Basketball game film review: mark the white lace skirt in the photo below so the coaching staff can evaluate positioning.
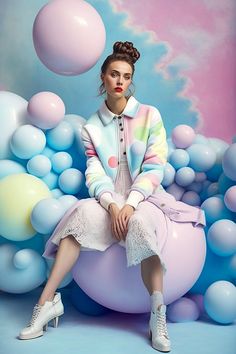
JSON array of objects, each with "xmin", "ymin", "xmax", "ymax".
[{"xmin": 43, "ymin": 159, "xmax": 168, "ymax": 273}]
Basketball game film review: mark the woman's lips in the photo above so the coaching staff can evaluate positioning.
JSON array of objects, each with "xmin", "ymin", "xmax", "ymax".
[{"xmin": 115, "ymin": 87, "xmax": 123, "ymax": 92}]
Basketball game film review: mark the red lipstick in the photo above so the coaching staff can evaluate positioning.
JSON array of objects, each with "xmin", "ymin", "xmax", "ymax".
[{"xmin": 115, "ymin": 87, "xmax": 123, "ymax": 92}]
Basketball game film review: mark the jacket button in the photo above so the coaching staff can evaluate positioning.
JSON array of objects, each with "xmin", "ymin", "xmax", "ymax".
[
  {"xmin": 120, "ymin": 138, "xmax": 123, "ymax": 142},
  {"xmin": 160, "ymin": 203, "xmax": 165, "ymax": 207},
  {"xmin": 120, "ymin": 128, "xmax": 124, "ymax": 131},
  {"xmin": 123, "ymin": 152, "xmax": 126, "ymax": 155},
  {"xmin": 118, "ymin": 116, "xmax": 122, "ymax": 119},
  {"xmin": 119, "ymin": 123, "xmax": 122, "ymax": 127}
]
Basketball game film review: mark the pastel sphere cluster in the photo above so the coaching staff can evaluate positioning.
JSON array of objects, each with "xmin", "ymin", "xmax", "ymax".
[
  {"xmin": 163, "ymin": 124, "xmax": 236, "ymax": 324},
  {"xmin": 0, "ymin": 90, "xmax": 87, "ymax": 294}
]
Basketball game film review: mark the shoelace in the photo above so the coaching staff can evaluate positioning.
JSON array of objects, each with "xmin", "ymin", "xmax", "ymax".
[
  {"xmin": 156, "ymin": 310, "xmax": 169, "ymax": 339},
  {"xmin": 27, "ymin": 304, "xmax": 42, "ymax": 327}
]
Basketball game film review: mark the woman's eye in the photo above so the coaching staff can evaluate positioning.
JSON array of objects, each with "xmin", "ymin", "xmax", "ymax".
[
  {"xmin": 125, "ymin": 76, "xmax": 131, "ymax": 80},
  {"xmin": 111, "ymin": 72, "xmax": 117, "ymax": 77}
]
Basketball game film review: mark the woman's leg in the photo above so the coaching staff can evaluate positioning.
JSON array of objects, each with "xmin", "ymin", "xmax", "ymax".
[
  {"xmin": 38, "ymin": 235, "xmax": 81, "ymax": 305},
  {"xmin": 141, "ymin": 255, "xmax": 163, "ymax": 295}
]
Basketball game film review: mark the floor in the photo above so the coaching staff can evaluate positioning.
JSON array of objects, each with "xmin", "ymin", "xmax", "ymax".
[{"xmin": 1, "ymin": 286, "xmax": 235, "ymax": 354}]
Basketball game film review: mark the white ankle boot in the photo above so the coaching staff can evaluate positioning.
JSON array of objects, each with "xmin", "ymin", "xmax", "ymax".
[
  {"xmin": 149, "ymin": 304, "xmax": 171, "ymax": 352},
  {"xmin": 18, "ymin": 292, "xmax": 64, "ymax": 340}
]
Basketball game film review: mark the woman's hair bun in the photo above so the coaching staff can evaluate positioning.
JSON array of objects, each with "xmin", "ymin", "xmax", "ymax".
[{"xmin": 113, "ymin": 41, "xmax": 140, "ymax": 64}]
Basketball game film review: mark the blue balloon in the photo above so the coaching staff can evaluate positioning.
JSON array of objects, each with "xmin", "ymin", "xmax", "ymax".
[
  {"xmin": 201, "ymin": 196, "xmax": 233, "ymax": 224},
  {"xmin": 31, "ymin": 198, "xmax": 65, "ymax": 234},
  {"xmin": 27, "ymin": 154, "xmax": 52, "ymax": 177},
  {"xmin": 0, "ymin": 244, "xmax": 46, "ymax": 293},
  {"xmin": 162, "ymin": 162, "xmax": 176, "ymax": 187},
  {"xmin": 187, "ymin": 144, "xmax": 216, "ymax": 172},
  {"xmin": 10, "ymin": 124, "xmax": 46, "ymax": 159},
  {"xmin": 167, "ymin": 138, "xmax": 175, "ymax": 158},
  {"xmin": 167, "ymin": 297, "xmax": 200, "ymax": 323},
  {"xmin": 58, "ymin": 168, "xmax": 84, "ymax": 194},
  {"xmin": 0, "ymin": 159, "xmax": 26, "ymax": 179},
  {"xmin": 169, "ymin": 149, "xmax": 190, "ymax": 169},
  {"xmin": 193, "ymin": 134, "xmax": 209, "ymax": 145},
  {"xmin": 42, "ymin": 146, "xmax": 56, "ymax": 158},
  {"xmin": 46, "ymin": 121, "xmax": 74, "ymax": 151},
  {"xmin": 222, "ymin": 143, "xmax": 236, "ymax": 181},
  {"xmin": 41, "ymin": 171, "xmax": 58, "ymax": 190},
  {"xmin": 186, "ymin": 181, "xmax": 203, "ymax": 193},
  {"xmin": 204, "ymin": 281, "xmax": 236, "ymax": 324},
  {"xmin": 206, "ymin": 182, "xmax": 219, "ymax": 198},
  {"xmin": 51, "ymin": 188, "xmax": 64, "ymax": 198},
  {"xmin": 182, "ymin": 191, "xmax": 201, "ymax": 206},
  {"xmin": 58, "ymin": 194, "xmax": 78, "ymax": 212},
  {"xmin": 189, "ymin": 246, "xmax": 234, "ymax": 295},
  {"xmin": 51, "ymin": 151, "xmax": 73, "ymax": 173},
  {"xmin": 70, "ymin": 282, "xmax": 110, "ymax": 316},
  {"xmin": 207, "ymin": 219, "xmax": 236, "ymax": 257},
  {"xmin": 175, "ymin": 166, "xmax": 195, "ymax": 187},
  {"xmin": 218, "ymin": 173, "xmax": 235, "ymax": 194}
]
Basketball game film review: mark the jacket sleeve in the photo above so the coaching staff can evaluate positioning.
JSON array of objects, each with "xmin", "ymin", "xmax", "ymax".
[
  {"xmin": 129, "ymin": 107, "xmax": 168, "ymax": 199},
  {"xmin": 81, "ymin": 126, "xmax": 115, "ymax": 200}
]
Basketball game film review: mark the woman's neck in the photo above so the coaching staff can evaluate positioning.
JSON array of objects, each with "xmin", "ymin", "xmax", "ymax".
[{"xmin": 105, "ymin": 95, "xmax": 128, "ymax": 115}]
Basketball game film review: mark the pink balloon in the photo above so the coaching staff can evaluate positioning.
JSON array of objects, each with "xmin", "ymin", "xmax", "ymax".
[
  {"xmin": 27, "ymin": 92, "xmax": 65, "ymax": 129},
  {"xmin": 224, "ymin": 186, "xmax": 236, "ymax": 212},
  {"xmin": 172, "ymin": 125, "xmax": 196, "ymax": 149},
  {"xmin": 167, "ymin": 297, "xmax": 200, "ymax": 322},
  {"xmin": 72, "ymin": 222, "xmax": 206, "ymax": 313},
  {"xmin": 33, "ymin": 0, "xmax": 106, "ymax": 75}
]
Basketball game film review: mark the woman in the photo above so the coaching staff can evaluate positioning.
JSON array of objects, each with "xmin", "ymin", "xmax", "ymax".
[{"xmin": 18, "ymin": 41, "xmax": 205, "ymax": 352}]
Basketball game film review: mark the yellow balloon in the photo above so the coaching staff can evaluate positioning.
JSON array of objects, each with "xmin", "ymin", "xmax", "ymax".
[{"xmin": 0, "ymin": 173, "xmax": 51, "ymax": 241}]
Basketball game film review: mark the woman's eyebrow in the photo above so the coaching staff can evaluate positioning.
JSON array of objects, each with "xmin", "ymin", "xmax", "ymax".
[{"xmin": 111, "ymin": 69, "xmax": 131, "ymax": 75}]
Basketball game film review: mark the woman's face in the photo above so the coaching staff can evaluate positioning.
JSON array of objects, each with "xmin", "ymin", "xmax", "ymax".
[{"xmin": 101, "ymin": 60, "xmax": 133, "ymax": 98}]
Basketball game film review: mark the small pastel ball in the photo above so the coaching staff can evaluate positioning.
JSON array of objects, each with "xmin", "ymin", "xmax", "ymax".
[
  {"xmin": 27, "ymin": 91, "xmax": 65, "ymax": 129},
  {"xmin": 31, "ymin": 198, "xmax": 65, "ymax": 234},
  {"xmin": 58, "ymin": 168, "xmax": 84, "ymax": 194},
  {"xmin": 51, "ymin": 151, "xmax": 73, "ymax": 173},
  {"xmin": 187, "ymin": 144, "xmax": 216, "ymax": 172},
  {"xmin": 222, "ymin": 144, "xmax": 236, "ymax": 181},
  {"xmin": 207, "ymin": 219, "xmax": 236, "ymax": 257},
  {"xmin": 10, "ymin": 124, "xmax": 46, "ymax": 159},
  {"xmin": 182, "ymin": 191, "xmax": 201, "ymax": 206},
  {"xmin": 27, "ymin": 154, "xmax": 52, "ymax": 177},
  {"xmin": 224, "ymin": 186, "xmax": 236, "ymax": 212},
  {"xmin": 204, "ymin": 281, "xmax": 236, "ymax": 324},
  {"xmin": 169, "ymin": 149, "xmax": 190, "ymax": 169},
  {"xmin": 171, "ymin": 125, "xmax": 195, "ymax": 149},
  {"xmin": 175, "ymin": 167, "xmax": 195, "ymax": 187},
  {"xmin": 162, "ymin": 162, "xmax": 176, "ymax": 187},
  {"xmin": 46, "ymin": 121, "xmax": 74, "ymax": 151},
  {"xmin": 167, "ymin": 297, "xmax": 200, "ymax": 322}
]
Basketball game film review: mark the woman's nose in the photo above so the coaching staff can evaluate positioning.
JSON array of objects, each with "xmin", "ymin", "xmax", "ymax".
[{"xmin": 117, "ymin": 76, "xmax": 123, "ymax": 85}]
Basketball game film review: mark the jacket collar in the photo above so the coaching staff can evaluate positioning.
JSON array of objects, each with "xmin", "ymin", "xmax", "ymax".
[{"xmin": 98, "ymin": 96, "xmax": 140, "ymax": 126}]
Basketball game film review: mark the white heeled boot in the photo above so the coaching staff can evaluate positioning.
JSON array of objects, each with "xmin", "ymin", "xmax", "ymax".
[
  {"xmin": 149, "ymin": 304, "xmax": 171, "ymax": 352},
  {"xmin": 19, "ymin": 292, "xmax": 64, "ymax": 340}
]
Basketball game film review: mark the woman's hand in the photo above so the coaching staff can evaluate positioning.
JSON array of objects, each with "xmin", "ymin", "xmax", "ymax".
[
  {"xmin": 109, "ymin": 203, "xmax": 134, "ymax": 241},
  {"xmin": 117, "ymin": 204, "xmax": 135, "ymax": 241}
]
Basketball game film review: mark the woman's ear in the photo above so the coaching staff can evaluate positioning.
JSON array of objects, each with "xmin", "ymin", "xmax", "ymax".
[{"xmin": 100, "ymin": 73, "xmax": 104, "ymax": 82}]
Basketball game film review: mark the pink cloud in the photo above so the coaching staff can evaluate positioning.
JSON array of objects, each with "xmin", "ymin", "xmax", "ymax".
[{"xmin": 110, "ymin": 0, "xmax": 236, "ymax": 143}]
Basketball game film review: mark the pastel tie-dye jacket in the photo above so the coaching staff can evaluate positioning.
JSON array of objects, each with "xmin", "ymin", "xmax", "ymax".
[{"xmin": 81, "ymin": 96, "xmax": 168, "ymax": 202}]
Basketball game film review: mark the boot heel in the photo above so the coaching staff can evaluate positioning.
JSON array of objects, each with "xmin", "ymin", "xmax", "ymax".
[
  {"xmin": 43, "ymin": 323, "xmax": 48, "ymax": 331},
  {"xmin": 53, "ymin": 316, "xmax": 59, "ymax": 328}
]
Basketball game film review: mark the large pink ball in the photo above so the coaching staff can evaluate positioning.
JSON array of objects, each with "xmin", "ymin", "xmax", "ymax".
[
  {"xmin": 33, "ymin": 0, "xmax": 106, "ymax": 75},
  {"xmin": 72, "ymin": 222, "xmax": 206, "ymax": 313},
  {"xmin": 172, "ymin": 125, "xmax": 196, "ymax": 149},
  {"xmin": 27, "ymin": 92, "xmax": 65, "ymax": 129}
]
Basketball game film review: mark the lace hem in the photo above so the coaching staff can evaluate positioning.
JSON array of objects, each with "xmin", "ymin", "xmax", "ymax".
[{"xmin": 125, "ymin": 218, "xmax": 167, "ymax": 274}]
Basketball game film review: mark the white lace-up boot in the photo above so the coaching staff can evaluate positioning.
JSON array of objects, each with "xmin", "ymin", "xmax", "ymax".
[
  {"xmin": 149, "ymin": 304, "xmax": 171, "ymax": 352},
  {"xmin": 18, "ymin": 292, "xmax": 64, "ymax": 340}
]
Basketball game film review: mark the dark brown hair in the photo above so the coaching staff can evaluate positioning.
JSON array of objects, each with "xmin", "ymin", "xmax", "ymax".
[{"xmin": 99, "ymin": 41, "xmax": 140, "ymax": 96}]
